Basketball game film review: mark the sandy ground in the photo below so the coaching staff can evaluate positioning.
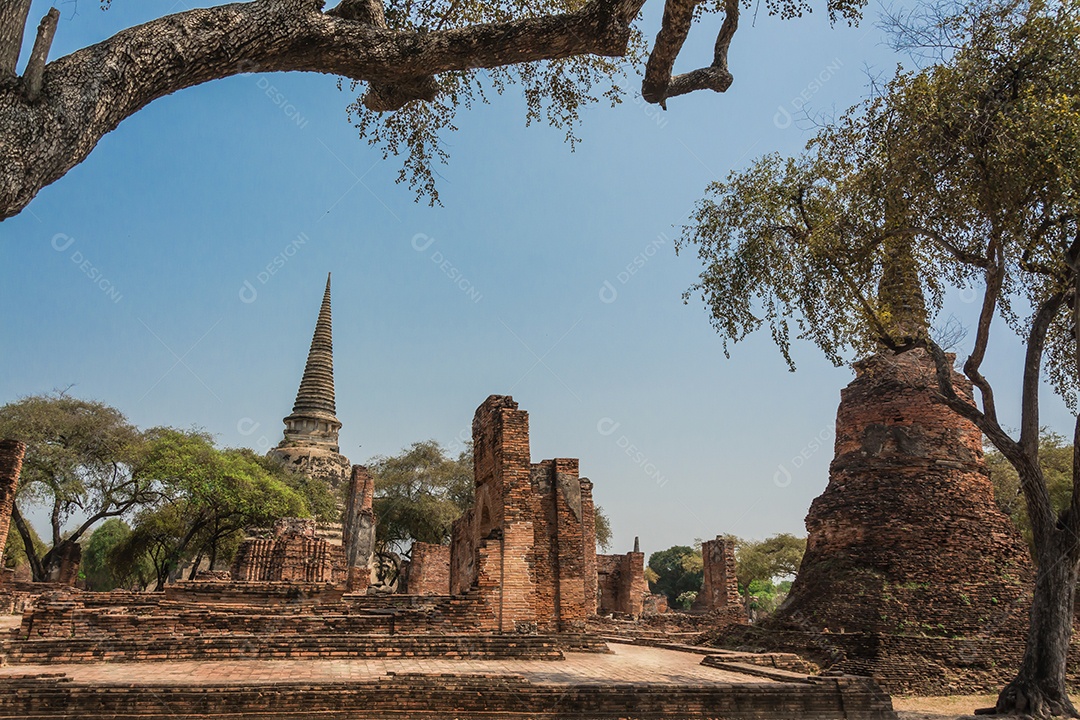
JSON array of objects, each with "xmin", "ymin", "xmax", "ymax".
[{"xmin": 893, "ymin": 694, "xmax": 1080, "ymax": 719}]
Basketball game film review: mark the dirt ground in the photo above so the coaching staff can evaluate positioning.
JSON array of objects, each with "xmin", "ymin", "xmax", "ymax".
[{"xmin": 893, "ymin": 694, "xmax": 1080, "ymax": 719}]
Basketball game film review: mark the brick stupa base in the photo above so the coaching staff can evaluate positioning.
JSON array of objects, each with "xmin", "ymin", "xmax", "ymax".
[{"xmin": 746, "ymin": 348, "xmax": 1041, "ymax": 694}]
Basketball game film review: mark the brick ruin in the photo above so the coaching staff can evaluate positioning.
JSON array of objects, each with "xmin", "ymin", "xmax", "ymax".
[
  {"xmin": 403, "ymin": 541, "xmax": 450, "ymax": 595},
  {"xmin": 692, "ymin": 535, "xmax": 744, "ymax": 627},
  {"xmin": 342, "ymin": 464, "xmax": 376, "ymax": 588},
  {"xmin": 596, "ymin": 537, "xmax": 647, "ymax": 616},
  {"xmin": 759, "ymin": 348, "xmax": 1037, "ymax": 692},
  {"xmin": 450, "ymin": 395, "xmax": 597, "ymax": 633},
  {"xmin": 0, "ymin": 439, "xmax": 25, "ymax": 575},
  {"xmin": 231, "ymin": 518, "xmax": 347, "ymax": 583}
]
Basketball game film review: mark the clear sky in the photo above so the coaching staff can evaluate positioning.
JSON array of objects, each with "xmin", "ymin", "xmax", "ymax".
[{"xmin": 1, "ymin": 0, "xmax": 1073, "ymax": 555}]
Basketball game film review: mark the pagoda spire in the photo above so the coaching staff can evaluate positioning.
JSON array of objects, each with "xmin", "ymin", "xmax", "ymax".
[
  {"xmin": 278, "ymin": 273, "xmax": 342, "ymax": 451},
  {"xmin": 292, "ymin": 273, "xmax": 337, "ymax": 416}
]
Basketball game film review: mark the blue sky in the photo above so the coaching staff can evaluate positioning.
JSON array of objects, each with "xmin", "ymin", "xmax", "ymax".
[{"xmin": 1, "ymin": 0, "xmax": 1073, "ymax": 555}]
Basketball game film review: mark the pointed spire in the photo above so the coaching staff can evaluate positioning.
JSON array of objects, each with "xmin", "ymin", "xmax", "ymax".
[
  {"xmin": 292, "ymin": 273, "xmax": 337, "ymax": 417},
  {"xmin": 277, "ymin": 274, "xmax": 342, "ymax": 452},
  {"xmin": 877, "ymin": 195, "xmax": 929, "ymax": 349}
]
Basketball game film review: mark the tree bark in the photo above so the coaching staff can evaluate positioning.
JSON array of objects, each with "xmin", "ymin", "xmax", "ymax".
[
  {"xmin": 0, "ymin": 0, "xmax": 646, "ymax": 221},
  {"xmin": 992, "ymin": 528, "xmax": 1080, "ymax": 718},
  {"xmin": 0, "ymin": 0, "xmax": 31, "ymax": 77}
]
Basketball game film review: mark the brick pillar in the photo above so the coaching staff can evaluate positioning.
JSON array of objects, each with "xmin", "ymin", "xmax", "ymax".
[
  {"xmin": 54, "ymin": 542, "xmax": 81, "ymax": 586},
  {"xmin": 343, "ymin": 465, "xmax": 376, "ymax": 570},
  {"xmin": 580, "ymin": 478, "xmax": 597, "ymax": 617},
  {"xmin": 0, "ymin": 440, "xmax": 26, "ymax": 569},
  {"xmin": 552, "ymin": 458, "xmax": 587, "ymax": 631},
  {"xmin": 697, "ymin": 536, "xmax": 741, "ymax": 615},
  {"xmin": 472, "ymin": 395, "xmax": 535, "ymax": 632}
]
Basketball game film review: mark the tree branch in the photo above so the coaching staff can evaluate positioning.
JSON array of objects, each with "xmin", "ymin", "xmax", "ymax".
[
  {"xmin": 0, "ymin": 0, "xmax": 31, "ymax": 78},
  {"xmin": 963, "ymin": 240, "xmax": 1004, "ymax": 424},
  {"xmin": 23, "ymin": 7, "xmax": 58, "ymax": 101},
  {"xmin": 327, "ymin": 0, "xmax": 438, "ymax": 111},
  {"xmin": 642, "ymin": 0, "xmax": 738, "ymax": 108},
  {"xmin": 0, "ymin": 0, "xmax": 646, "ymax": 220}
]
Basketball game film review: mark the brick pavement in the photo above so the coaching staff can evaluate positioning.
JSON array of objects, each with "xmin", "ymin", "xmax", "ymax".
[{"xmin": 0, "ymin": 642, "xmax": 774, "ymax": 687}]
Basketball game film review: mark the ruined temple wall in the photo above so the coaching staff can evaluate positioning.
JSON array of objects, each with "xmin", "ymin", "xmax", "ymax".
[
  {"xmin": 529, "ymin": 458, "xmax": 593, "ymax": 631},
  {"xmin": 448, "ymin": 395, "xmax": 602, "ymax": 632},
  {"xmin": 231, "ymin": 520, "xmax": 346, "ymax": 584},
  {"xmin": 0, "ymin": 440, "xmax": 26, "ymax": 570},
  {"xmin": 580, "ymin": 478, "xmax": 597, "ymax": 616},
  {"xmin": 406, "ymin": 542, "xmax": 451, "ymax": 595},
  {"xmin": 596, "ymin": 551, "xmax": 646, "ymax": 616}
]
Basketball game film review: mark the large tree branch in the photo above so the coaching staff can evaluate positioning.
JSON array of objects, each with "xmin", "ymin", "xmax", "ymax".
[
  {"xmin": 642, "ymin": 0, "xmax": 738, "ymax": 107},
  {"xmin": 962, "ymin": 240, "xmax": 1004, "ymax": 424},
  {"xmin": 928, "ymin": 335, "xmax": 1056, "ymax": 549},
  {"xmin": 0, "ymin": 0, "xmax": 646, "ymax": 220}
]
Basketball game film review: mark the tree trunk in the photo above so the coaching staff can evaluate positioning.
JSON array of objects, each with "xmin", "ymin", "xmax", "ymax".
[
  {"xmin": 994, "ymin": 529, "xmax": 1080, "ymax": 718},
  {"xmin": 9, "ymin": 503, "xmax": 50, "ymax": 582}
]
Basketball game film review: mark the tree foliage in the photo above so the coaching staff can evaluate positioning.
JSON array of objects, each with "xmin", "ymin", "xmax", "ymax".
[
  {"xmin": 594, "ymin": 504, "xmax": 614, "ymax": 552},
  {"xmin": 647, "ymin": 545, "xmax": 702, "ymax": 604},
  {"xmin": 111, "ymin": 428, "xmax": 325, "ymax": 588},
  {"xmin": 369, "ymin": 440, "xmax": 474, "ymax": 556},
  {"xmin": 988, "ymin": 431, "xmax": 1073, "ymax": 551},
  {"xmin": 81, "ymin": 518, "xmax": 144, "ymax": 591}
]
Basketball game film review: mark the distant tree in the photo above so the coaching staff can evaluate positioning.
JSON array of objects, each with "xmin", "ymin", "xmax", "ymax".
[
  {"xmin": 369, "ymin": 440, "xmax": 474, "ymax": 556},
  {"xmin": 735, "ymin": 533, "xmax": 806, "ymax": 591},
  {"xmin": 733, "ymin": 534, "xmax": 805, "ymax": 618},
  {"xmin": 2, "ymin": 514, "xmax": 45, "ymax": 572},
  {"xmin": 594, "ymin": 505, "xmax": 614, "ymax": 552},
  {"xmin": 647, "ymin": 545, "xmax": 702, "ymax": 605},
  {"xmin": 0, "ymin": 393, "xmax": 155, "ymax": 582},
  {"xmin": 81, "ymin": 518, "xmax": 142, "ymax": 591}
]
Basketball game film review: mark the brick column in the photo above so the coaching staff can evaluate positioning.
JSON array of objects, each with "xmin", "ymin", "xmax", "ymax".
[{"xmin": 0, "ymin": 439, "xmax": 26, "ymax": 568}]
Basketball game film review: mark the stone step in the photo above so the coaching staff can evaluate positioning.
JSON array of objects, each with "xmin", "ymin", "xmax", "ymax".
[{"xmin": 0, "ymin": 633, "xmax": 565, "ymax": 664}]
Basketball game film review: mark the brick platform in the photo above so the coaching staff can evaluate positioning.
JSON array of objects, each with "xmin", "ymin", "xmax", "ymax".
[{"xmin": 0, "ymin": 644, "xmax": 897, "ymax": 719}]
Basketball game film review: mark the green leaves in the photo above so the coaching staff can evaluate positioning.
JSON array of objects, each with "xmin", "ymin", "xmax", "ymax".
[
  {"xmin": 680, "ymin": 0, "xmax": 1080, "ymax": 398},
  {"xmin": 369, "ymin": 440, "xmax": 474, "ymax": 553}
]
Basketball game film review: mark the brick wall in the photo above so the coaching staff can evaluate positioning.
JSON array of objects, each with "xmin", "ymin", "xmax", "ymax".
[
  {"xmin": 406, "ymin": 542, "xmax": 450, "ymax": 595},
  {"xmin": 231, "ymin": 519, "xmax": 346, "ymax": 584},
  {"xmin": 596, "ymin": 550, "xmax": 647, "ymax": 616},
  {"xmin": 693, "ymin": 535, "xmax": 745, "ymax": 626},
  {"xmin": 448, "ymin": 395, "xmax": 599, "ymax": 633},
  {"xmin": 342, "ymin": 465, "xmax": 376, "ymax": 570},
  {"xmin": 0, "ymin": 439, "xmax": 26, "ymax": 571}
]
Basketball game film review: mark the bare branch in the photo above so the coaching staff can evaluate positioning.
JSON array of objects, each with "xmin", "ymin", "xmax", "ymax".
[
  {"xmin": 23, "ymin": 7, "xmax": 58, "ymax": 101},
  {"xmin": 642, "ymin": 0, "xmax": 738, "ymax": 108}
]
